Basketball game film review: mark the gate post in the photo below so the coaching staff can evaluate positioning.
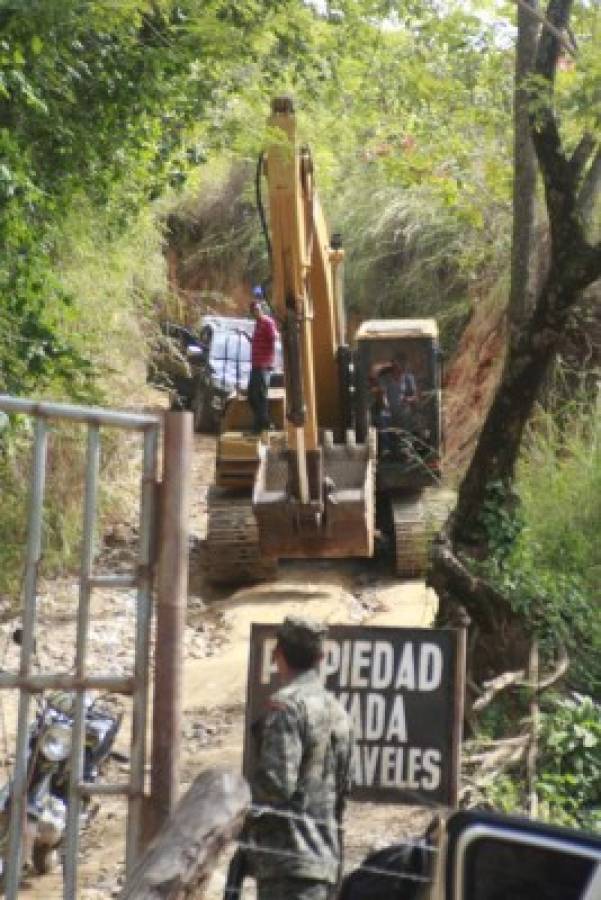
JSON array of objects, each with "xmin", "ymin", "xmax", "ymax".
[{"xmin": 150, "ymin": 410, "xmax": 192, "ymax": 837}]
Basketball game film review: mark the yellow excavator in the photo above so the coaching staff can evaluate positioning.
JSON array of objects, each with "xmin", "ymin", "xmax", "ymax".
[{"xmin": 206, "ymin": 97, "xmax": 446, "ymax": 584}]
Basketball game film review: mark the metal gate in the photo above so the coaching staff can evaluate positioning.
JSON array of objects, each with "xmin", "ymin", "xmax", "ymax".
[{"xmin": 0, "ymin": 395, "xmax": 162, "ymax": 899}]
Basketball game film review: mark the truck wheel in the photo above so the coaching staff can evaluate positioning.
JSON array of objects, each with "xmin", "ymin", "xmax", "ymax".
[{"xmin": 193, "ymin": 387, "xmax": 217, "ymax": 433}]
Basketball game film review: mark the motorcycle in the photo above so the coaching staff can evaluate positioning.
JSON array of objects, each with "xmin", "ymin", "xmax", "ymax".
[{"xmin": 0, "ymin": 686, "xmax": 122, "ymax": 879}]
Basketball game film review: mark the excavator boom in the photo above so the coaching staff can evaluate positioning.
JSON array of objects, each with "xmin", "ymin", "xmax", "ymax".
[{"xmin": 252, "ymin": 97, "xmax": 375, "ymax": 559}]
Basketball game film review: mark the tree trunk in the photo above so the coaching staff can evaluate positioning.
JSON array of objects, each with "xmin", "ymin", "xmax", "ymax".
[
  {"xmin": 454, "ymin": 259, "xmax": 594, "ymax": 540},
  {"xmin": 509, "ymin": 0, "xmax": 540, "ymax": 336}
]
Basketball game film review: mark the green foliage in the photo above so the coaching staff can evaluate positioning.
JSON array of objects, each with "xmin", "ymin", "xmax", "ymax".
[
  {"xmin": 53, "ymin": 197, "xmax": 165, "ymax": 398},
  {"xmin": 478, "ymin": 480, "xmax": 525, "ymax": 561},
  {"xmin": 0, "ymin": 420, "xmax": 30, "ymax": 597},
  {"xmin": 476, "ymin": 693, "xmax": 601, "ymax": 830},
  {"xmin": 555, "ymin": 3, "xmax": 601, "ymax": 139},
  {"xmin": 330, "ymin": 177, "xmax": 494, "ymax": 349},
  {"xmin": 480, "ymin": 399, "xmax": 601, "ymax": 696},
  {"xmin": 519, "ymin": 404, "xmax": 601, "ymax": 589},
  {"xmin": 484, "ymin": 773, "xmax": 523, "ymax": 815},
  {"xmin": 537, "ymin": 693, "xmax": 601, "ymax": 831},
  {"xmin": 0, "ymin": 0, "xmax": 341, "ymax": 399}
]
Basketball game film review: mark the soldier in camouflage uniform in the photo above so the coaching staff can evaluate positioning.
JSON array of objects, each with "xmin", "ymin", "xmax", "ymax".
[{"xmin": 247, "ymin": 616, "xmax": 354, "ymax": 900}]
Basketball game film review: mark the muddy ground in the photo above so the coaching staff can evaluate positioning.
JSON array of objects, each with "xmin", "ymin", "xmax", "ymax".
[{"xmin": 1, "ymin": 432, "xmax": 442, "ymax": 898}]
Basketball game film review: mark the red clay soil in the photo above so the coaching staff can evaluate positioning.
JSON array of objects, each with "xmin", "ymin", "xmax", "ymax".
[{"xmin": 442, "ymin": 296, "xmax": 507, "ymax": 482}]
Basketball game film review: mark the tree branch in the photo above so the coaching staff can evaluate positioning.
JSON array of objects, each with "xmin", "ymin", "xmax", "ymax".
[
  {"xmin": 536, "ymin": 0, "xmax": 574, "ymax": 82},
  {"xmin": 468, "ymin": 644, "xmax": 568, "ymax": 715},
  {"xmin": 577, "ymin": 147, "xmax": 601, "ymax": 228},
  {"xmin": 472, "ymin": 669, "xmax": 526, "ymax": 712},
  {"xmin": 536, "ymin": 642, "xmax": 569, "ymax": 691},
  {"xmin": 569, "ymin": 133, "xmax": 596, "ymax": 182},
  {"xmin": 530, "ymin": 0, "xmax": 579, "ymax": 245},
  {"xmin": 513, "ymin": 0, "xmax": 577, "ymax": 56}
]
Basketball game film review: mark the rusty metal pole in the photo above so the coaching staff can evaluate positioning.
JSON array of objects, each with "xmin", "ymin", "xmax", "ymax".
[
  {"xmin": 151, "ymin": 410, "xmax": 192, "ymax": 838},
  {"xmin": 450, "ymin": 606, "xmax": 470, "ymax": 808}
]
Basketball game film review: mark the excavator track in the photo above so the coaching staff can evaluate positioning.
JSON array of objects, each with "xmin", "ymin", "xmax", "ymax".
[
  {"xmin": 392, "ymin": 487, "xmax": 455, "ymax": 578},
  {"xmin": 206, "ymin": 487, "xmax": 277, "ymax": 584}
]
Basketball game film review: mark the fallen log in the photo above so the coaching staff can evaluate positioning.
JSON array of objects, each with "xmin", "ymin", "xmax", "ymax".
[
  {"xmin": 464, "ymin": 733, "xmax": 530, "ymax": 774},
  {"xmin": 471, "ymin": 669, "xmax": 526, "ymax": 712},
  {"xmin": 120, "ymin": 768, "xmax": 250, "ymax": 899}
]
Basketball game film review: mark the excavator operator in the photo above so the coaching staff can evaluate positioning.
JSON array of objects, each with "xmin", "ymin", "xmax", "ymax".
[{"xmin": 370, "ymin": 355, "xmax": 419, "ymax": 458}]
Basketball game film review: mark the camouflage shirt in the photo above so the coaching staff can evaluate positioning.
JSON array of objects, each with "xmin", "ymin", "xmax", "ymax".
[{"xmin": 248, "ymin": 668, "xmax": 353, "ymax": 883}]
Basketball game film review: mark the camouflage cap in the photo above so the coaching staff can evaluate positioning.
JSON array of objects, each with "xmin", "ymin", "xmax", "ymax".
[{"xmin": 276, "ymin": 615, "xmax": 327, "ymax": 654}]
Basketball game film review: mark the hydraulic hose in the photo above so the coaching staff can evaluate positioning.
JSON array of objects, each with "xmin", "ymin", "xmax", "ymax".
[{"xmin": 255, "ymin": 151, "xmax": 273, "ymax": 308}]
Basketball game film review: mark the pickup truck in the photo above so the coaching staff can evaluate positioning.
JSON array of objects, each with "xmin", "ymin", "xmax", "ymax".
[{"xmin": 148, "ymin": 314, "xmax": 283, "ymax": 432}]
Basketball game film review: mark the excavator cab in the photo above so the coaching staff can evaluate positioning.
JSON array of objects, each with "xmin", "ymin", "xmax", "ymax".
[
  {"xmin": 352, "ymin": 319, "xmax": 445, "ymax": 577},
  {"xmin": 354, "ymin": 319, "xmax": 442, "ymax": 491}
]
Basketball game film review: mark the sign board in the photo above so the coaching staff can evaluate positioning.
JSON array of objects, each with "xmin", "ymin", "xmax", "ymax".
[{"xmin": 244, "ymin": 624, "xmax": 464, "ymax": 807}]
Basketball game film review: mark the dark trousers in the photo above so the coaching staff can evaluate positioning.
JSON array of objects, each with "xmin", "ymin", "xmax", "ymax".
[{"xmin": 248, "ymin": 367, "xmax": 271, "ymax": 433}]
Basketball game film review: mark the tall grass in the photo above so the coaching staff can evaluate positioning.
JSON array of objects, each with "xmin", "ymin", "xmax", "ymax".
[
  {"xmin": 54, "ymin": 197, "xmax": 167, "ymax": 402},
  {"xmin": 512, "ymin": 395, "xmax": 601, "ymax": 693},
  {"xmin": 164, "ymin": 159, "xmax": 268, "ymax": 315},
  {"xmin": 328, "ymin": 166, "xmax": 510, "ymax": 351},
  {"xmin": 518, "ymin": 398, "xmax": 601, "ymax": 592},
  {"xmin": 476, "ymin": 393, "xmax": 601, "ymax": 823},
  {"xmin": 0, "ymin": 200, "xmax": 168, "ymax": 599}
]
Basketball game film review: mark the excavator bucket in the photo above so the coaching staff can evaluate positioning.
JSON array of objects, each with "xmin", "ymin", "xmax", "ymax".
[{"xmin": 252, "ymin": 432, "xmax": 375, "ymax": 560}]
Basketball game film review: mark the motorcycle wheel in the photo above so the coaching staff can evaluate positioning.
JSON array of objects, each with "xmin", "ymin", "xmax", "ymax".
[{"xmin": 32, "ymin": 843, "xmax": 59, "ymax": 876}]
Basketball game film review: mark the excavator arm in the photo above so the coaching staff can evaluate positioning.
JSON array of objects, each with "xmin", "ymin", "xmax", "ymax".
[
  {"xmin": 252, "ymin": 97, "xmax": 375, "ymax": 559},
  {"xmin": 264, "ymin": 96, "xmax": 346, "ymax": 497}
]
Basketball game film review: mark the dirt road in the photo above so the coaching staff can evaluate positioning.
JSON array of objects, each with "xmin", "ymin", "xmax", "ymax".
[{"xmin": 3, "ymin": 433, "xmax": 440, "ymax": 898}]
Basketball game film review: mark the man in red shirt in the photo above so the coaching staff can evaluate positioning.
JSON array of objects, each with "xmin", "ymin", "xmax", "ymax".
[{"xmin": 245, "ymin": 291, "xmax": 278, "ymax": 433}]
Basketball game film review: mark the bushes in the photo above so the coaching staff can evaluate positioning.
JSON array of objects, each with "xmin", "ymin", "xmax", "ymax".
[
  {"xmin": 478, "ymin": 394, "xmax": 601, "ymax": 696},
  {"xmin": 537, "ymin": 694, "xmax": 601, "ymax": 831},
  {"xmin": 473, "ymin": 397, "xmax": 601, "ymax": 827},
  {"xmin": 0, "ymin": 423, "xmax": 31, "ymax": 599},
  {"xmin": 515, "ymin": 401, "xmax": 601, "ymax": 694},
  {"xmin": 518, "ymin": 404, "xmax": 601, "ymax": 591},
  {"xmin": 54, "ymin": 198, "xmax": 165, "ymax": 400},
  {"xmin": 475, "ymin": 693, "xmax": 601, "ymax": 832}
]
